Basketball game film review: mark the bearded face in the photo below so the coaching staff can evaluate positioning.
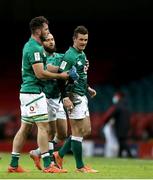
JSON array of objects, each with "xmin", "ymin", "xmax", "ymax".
[
  {"xmin": 44, "ymin": 45, "xmax": 56, "ymax": 54},
  {"xmin": 43, "ymin": 33, "xmax": 56, "ymax": 54}
]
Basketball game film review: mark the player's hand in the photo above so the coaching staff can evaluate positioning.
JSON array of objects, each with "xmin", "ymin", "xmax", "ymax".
[
  {"xmin": 63, "ymin": 97, "xmax": 74, "ymax": 112},
  {"xmin": 60, "ymin": 72, "xmax": 69, "ymax": 80},
  {"xmin": 85, "ymin": 59, "xmax": 89, "ymax": 70},
  {"xmin": 68, "ymin": 66, "xmax": 79, "ymax": 82},
  {"xmin": 88, "ymin": 86, "xmax": 97, "ymax": 98}
]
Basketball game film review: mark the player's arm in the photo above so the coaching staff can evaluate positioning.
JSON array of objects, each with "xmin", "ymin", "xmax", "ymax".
[
  {"xmin": 88, "ymin": 85, "xmax": 97, "ymax": 98},
  {"xmin": 46, "ymin": 64, "xmax": 59, "ymax": 73},
  {"xmin": 30, "ymin": 50, "xmax": 69, "ymax": 80},
  {"xmin": 46, "ymin": 55, "xmax": 61, "ymax": 73},
  {"xmin": 32, "ymin": 62, "xmax": 68, "ymax": 80},
  {"xmin": 58, "ymin": 57, "xmax": 76, "ymax": 110}
]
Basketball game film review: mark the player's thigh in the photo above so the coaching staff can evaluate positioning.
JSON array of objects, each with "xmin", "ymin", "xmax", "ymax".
[
  {"xmin": 69, "ymin": 116, "xmax": 91, "ymax": 137},
  {"xmin": 70, "ymin": 116, "xmax": 91, "ymax": 137},
  {"xmin": 56, "ymin": 100, "xmax": 67, "ymax": 120},
  {"xmin": 69, "ymin": 118, "xmax": 85, "ymax": 136},
  {"xmin": 36, "ymin": 121, "xmax": 50, "ymax": 132},
  {"xmin": 16, "ymin": 121, "xmax": 33, "ymax": 138},
  {"xmin": 81, "ymin": 116, "xmax": 91, "ymax": 137},
  {"xmin": 83, "ymin": 116, "xmax": 91, "ymax": 129},
  {"xmin": 47, "ymin": 98, "xmax": 60, "ymax": 121}
]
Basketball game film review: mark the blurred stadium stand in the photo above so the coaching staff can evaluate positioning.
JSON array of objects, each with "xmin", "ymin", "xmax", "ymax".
[{"xmin": 1, "ymin": 69, "xmax": 153, "ymax": 158}]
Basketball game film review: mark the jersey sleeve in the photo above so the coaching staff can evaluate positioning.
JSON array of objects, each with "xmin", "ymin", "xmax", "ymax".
[
  {"xmin": 28, "ymin": 46, "xmax": 44, "ymax": 65},
  {"xmin": 59, "ymin": 53, "xmax": 75, "ymax": 72},
  {"xmin": 55, "ymin": 53, "xmax": 64, "ymax": 66}
]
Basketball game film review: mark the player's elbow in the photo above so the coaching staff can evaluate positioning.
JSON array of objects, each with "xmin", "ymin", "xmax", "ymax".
[
  {"xmin": 35, "ymin": 71, "xmax": 45, "ymax": 79},
  {"xmin": 33, "ymin": 63, "xmax": 46, "ymax": 79}
]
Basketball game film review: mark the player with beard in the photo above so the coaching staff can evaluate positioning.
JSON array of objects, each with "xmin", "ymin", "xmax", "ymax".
[
  {"xmin": 7, "ymin": 16, "xmax": 70, "ymax": 173},
  {"xmin": 29, "ymin": 33, "xmax": 68, "ymax": 170}
]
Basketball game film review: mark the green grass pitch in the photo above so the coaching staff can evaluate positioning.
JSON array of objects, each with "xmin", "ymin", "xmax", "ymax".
[{"xmin": 1, "ymin": 153, "xmax": 153, "ymax": 179}]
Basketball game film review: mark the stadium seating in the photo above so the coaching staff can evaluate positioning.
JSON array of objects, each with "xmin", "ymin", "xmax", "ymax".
[{"xmin": 1, "ymin": 74, "xmax": 153, "ymax": 157}]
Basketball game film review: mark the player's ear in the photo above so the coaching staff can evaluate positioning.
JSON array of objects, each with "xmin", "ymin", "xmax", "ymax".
[
  {"xmin": 35, "ymin": 29, "xmax": 41, "ymax": 35},
  {"xmin": 72, "ymin": 36, "xmax": 75, "ymax": 41}
]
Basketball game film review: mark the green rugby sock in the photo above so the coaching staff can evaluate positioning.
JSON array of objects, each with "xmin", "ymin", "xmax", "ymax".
[
  {"xmin": 71, "ymin": 136, "xmax": 84, "ymax": 169},
  {"xmin": 59, "ymin": 136, "xmax": 71, "ymax": 158},
  {"xmin": 10, "ymin": 152, "xmax": 20, "ymax": 167},
  {"xmin": 41, "ymin": 152, "xmax": 51, "ymax": 168}
]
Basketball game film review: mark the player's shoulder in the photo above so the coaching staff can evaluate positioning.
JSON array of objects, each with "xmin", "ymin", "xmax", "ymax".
[
  {"xmin": 64, "ymin": 47, "xmax": 78, "ymax": 60},
  {"xmin": 54, "ymin": 52, "xmax": 64, "ymax": 58},
  {"xmin": 24, "ymin": 38, "xmax": 43, "ymax": 53}
]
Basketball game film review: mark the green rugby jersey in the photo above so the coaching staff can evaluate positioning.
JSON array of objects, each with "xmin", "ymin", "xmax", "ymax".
[
  {"xmin": 47, "ymin": 53, "xmax": 64, "ymax": 67},
  {"xmin": 20, "ymin": 38, "xmax": 47, "ymax": 94},
  {"xmin": 59, "ymin": 47, "xmax": 88, "ymax": 96},
  {"xmin": 42, "ymin": 53, "xmax": 64, "ymax": 99}
]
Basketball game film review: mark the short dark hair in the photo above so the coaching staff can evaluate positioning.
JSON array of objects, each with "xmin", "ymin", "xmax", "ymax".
[
  {"xmin": 73, "ymin": 25, "xmax": 88, "ymax": 38},
  {"xmin": 29, "ymin": 16, "xmax": 49, "ymax": 34}
]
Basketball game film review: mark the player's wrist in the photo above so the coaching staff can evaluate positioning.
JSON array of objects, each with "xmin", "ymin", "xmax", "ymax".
[{"xmin": 63, "ymin": 97, "xmax": 70, "ymax": 101}]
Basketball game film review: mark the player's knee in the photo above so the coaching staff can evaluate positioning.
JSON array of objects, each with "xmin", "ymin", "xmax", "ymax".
[
  {"xmin": 48, "ymin": 130, "xmax": 56, "ymax": 140},
  {"xmin": 19, "ymin": 123, "xmax": 32, "ymax": 137},
  {"xmin": 47, "ymin": 124, "xmax": 56, "ymax": 139},
  {"xmin": 57, "ymin": 131, "xmax": 67, "ymax": 140},
  {"xmin": 83, "ymin": 127, "xmax": 91, "ymax": 137}
]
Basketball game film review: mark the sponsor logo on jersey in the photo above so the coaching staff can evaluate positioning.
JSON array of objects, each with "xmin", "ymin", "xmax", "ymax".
[
  {"xmin": 77, "ymin": 61, "xmax": 82, "ymax": 66},
  {"xmin": 30, "ymin": 106, "xmax": 34, "ymax": 111},
  {"xmin": 34, "ymin": 52, "xmax": 41, "ymax": 61},
  {"xmin": 60, "ymin": 61, "xmax": 67, "ymax": 70}
]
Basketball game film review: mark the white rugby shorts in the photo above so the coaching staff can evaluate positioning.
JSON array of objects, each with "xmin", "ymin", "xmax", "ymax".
[
  {"xmin": 47, "ymin": 97, "xmax": 66, "ymax": 121},
  {"xmin": 20, "ymin": 92, "xmax": 48, "ymax": 124},
  {"xmin": 68, "ymin": 94, "xmax": 89, "ymax": 119}
]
